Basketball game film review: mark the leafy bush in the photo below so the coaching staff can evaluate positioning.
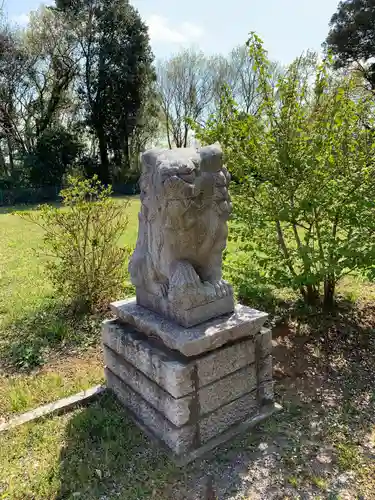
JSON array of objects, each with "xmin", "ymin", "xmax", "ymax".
[
  {"xmin": 20, "ymin": 175, "xmax": 129, "ymax": 312},
  {"xmin": 194, "ymin": 34, "xmax": 375, "ymax": 307}
]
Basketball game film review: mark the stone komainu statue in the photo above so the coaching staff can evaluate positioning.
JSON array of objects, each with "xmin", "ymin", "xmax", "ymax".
[{"xmin": 129, "ymin": 143, "xmax": 235, "ymax": 327}]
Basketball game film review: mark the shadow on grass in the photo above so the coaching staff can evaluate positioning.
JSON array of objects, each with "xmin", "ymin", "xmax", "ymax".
[
  {"xmin": 0, "ymin": 201, "xmax": 62, "ymax": 215},
  {"xmin": 54, "ymin": 299, "xmax": 375, "ymax": 499},
  {"xmin": 0, "ymin": 298, "xmax": 102, "ymax": 373},
  {"xmin": 56, "ymin": 392, "xmax": 177, "ymax": 500}
]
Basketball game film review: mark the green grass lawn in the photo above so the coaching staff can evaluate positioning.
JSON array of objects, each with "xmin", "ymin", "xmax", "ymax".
[
  {"xmin": 0, "ymin": 197, "xmax": 140, "ymax": 418},
  {"xmin": 0, "ymin": 393, "xmax": 177, "ymax": 500},
  {"xmin": 0, "ymin": 197, "xmax": 374, "ymax": 499}
]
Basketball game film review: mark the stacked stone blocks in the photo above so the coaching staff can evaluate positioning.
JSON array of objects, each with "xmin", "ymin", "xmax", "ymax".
[{"xmin": 102, "ymin": 299, "xmax": 276, "ymax": 464}]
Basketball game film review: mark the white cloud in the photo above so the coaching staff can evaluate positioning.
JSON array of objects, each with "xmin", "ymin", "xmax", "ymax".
[
  {"xmin": 147, "ymin": 15, "xmax": 203, "ymax": 44},
  {"xmin": 11, "ymin": 13, "xmax": 30, "ymax": 26},
  {"xmin": 181, "ymin": 22, "xmax": 203, "ymax": 39},
  {"xmin": 10, "ymin": 12, "xmax": 203, "ymax": 44}
]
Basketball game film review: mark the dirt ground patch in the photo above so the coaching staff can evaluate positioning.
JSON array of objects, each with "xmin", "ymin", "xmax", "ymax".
[{"xmin": 163, "ymin": 300, "xmax": 375, "ymax": 499}]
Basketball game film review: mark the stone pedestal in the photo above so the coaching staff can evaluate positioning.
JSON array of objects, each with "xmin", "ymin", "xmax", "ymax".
[{"xmin": 102, "ymin": 298, "xmax": 280, "ymax": 465}]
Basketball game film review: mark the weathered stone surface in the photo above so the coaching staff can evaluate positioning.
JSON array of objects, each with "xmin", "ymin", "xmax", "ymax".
[
  {"xmin": 0, "ymin": 385, "xmax": 105, "ymax": 433},
  {"xmin": 104, "ymin": 346, "xmax": 192, "ymax": 426},
  {"xmin": 196, "ymin": 336, "xmax": 256, "ymax": 387},
  {"xmin": 128, "ymin": 143, "xmax": 235, "ymax": 327},
  {"xmin": 106, "ymin": 365, "xmax": 268, "ymax": 456},
  {"xmin": 103, "ymin": 319, "xmax": 262, "ymax": 409},
  {"xmin": 103, "ymin": 321, "xmax": 259, "ymax": 419},
  {"xmin": 198, "ymin": 364, "xmax": 257, "ymax": 415},
  {"xmin": 105, "ymin": 343, "xmax": 257, "ymax": 421},
  {"xmin": 173, "ymin": 403, "xmax": 282, "ymax": 466},
  {"xmin": 106, "ymin": 369, "xmax": 195, "ymax": 455},
  {"xmin": 258, "ymin": 354, "xmax": 273, "ymax": 384},
  {"xmin": 256, "ymin": 328, "xmax": 272, "ymax": 357},
  {"xmin": 118, "ymin": 391, "xmax": 281, "ymax": 467},
  {"xmin": 137, "ymin": 289, "xmax": 234, "ymax": 328},
  {"xmin": 110, "ymin": 299, "xmax": 268, "ymax": 357},
  {"xmin": 103, "ymin": 317, "xmax": 279, "ymax": 462},
  {"xmin": 101, "ymin": 143, "xmax": 279, "ymax": 463},
  {"xmin": 258, "ymin": 380, "xmax": 274, "ymax": 404},
  {"xmin": 200, "ymin": 391, "xmax": 258, "ymax": 443},
  {"xmin": 104, "ymin": 316, "xmax": 259, "ymax": 389},
  {"xmin": 102, "ymin": 319, "xmax": 194, "ymax": 398}
]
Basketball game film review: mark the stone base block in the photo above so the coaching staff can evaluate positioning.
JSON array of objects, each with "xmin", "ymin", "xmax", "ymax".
[
  {"xmin": 102, "ymin": 313, "xmax": 278, "ymax": 464},
  {"xmin": 136, "ymin": 288, "xmax": 235, "ymax": 328},
  {"xmin": 110, "ymin": 298, "xmax": 268, "ymax": 356},
  {"xmin": 134, "ymin": 400, "xmax": 281, "ymax": 466}
]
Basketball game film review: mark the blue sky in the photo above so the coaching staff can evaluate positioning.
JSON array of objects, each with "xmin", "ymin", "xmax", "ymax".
[{"xmin": 5, "ymin": 0, "xmax": 341, "ymax": 64}]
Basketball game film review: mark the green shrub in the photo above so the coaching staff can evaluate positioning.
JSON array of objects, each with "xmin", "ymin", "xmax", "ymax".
[
  {"xmin": 20, "ymin": 175, "xmax": 129, "ymax": 312},
  {"xmin": 194, "ymin": 34, "xmax": 375, "ymax": 307}
]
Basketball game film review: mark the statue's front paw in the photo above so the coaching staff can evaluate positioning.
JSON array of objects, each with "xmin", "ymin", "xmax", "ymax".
[
  {"xmin": 159, "ymin": 283, "xmax": 169, "ymax": 297},
  {"xmin": 212, "ymin": 279, "xmax": 232, "ymax": 299}
]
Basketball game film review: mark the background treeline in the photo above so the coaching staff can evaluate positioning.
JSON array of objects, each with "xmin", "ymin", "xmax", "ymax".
[
  {"xmin": 0, "ymin": 0, "xmax": 283, "ymax": 194},
  {"xmin": 1, "ymin": 0, "xmax": 375, "ymax": 196}
]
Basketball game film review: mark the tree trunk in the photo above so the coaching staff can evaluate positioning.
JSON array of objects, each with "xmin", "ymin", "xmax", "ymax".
[
  {"xmin": 6, "ymin": 135, "xmax": 14, "ymax": 173},
  {"xmin": 174, "ymin": 133, "xmax": 183, "ymax": 148},
  {"xmin": 183, "ymin": 123, "xmax": 189, "ymax": 148},
  {"xmin": 0, "ymin": 142, "xmax": 6, "ymax": 175},
  {"xmin": 96, "ymin": 125, "xmax": 110, "ymax": 185},
  {"xmin": 165, "ymin": 114, "xmax": 172, "ymax": 149},
  {"xmin": 300, "ymin": 284, "xmax": 319, "ymax": 305},
  {"xmin": 306, "ymin": 284, "xmax": 319, "ymax": 305},
  {"xmin": 323, "ymin": 277, "xmax": 335, "ymax": 309},
  {"xmin": 123, "ymin": 135, "xmax": 130, "ymax": 173}
]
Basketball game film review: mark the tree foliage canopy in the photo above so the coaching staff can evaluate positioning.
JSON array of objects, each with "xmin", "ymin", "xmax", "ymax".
[
  {"xmin": 26, "ymin": 127, "xmax": 83, "ymax": 186},
  {"xmin": 0, "ymin": 1, "xmax": 156, "ymax": 189},
  {"xmin": 194, "ymin": 34, "xmax": 375, "ymax": 306},
  {"xmin": 1, "ymin": 1, "xmax": 283, "ymax": 191},
  {"xmin": 55, "ymin": 0, "xmax": 155, "ymax": 184},
  {"xmin": 326, "ymin": 0, "xmax": 375, "ymax": 89}
]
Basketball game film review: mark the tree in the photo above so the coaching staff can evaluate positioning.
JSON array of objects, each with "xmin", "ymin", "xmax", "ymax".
[
  {"xmin": 325, "ymin": 0, "xmax": 375, "ymax": 91},
  {"xmin": 208, "ymin": 46, "xmax": 282, "ymax": 118},
  {"xmin": 23, "ymin": 7, "xmax": 78, "ymax": 138},
  {"xmin": 56, "ymin": 0, "xmax": 155, "ymax": 184},
  {"xmin": 124, "ymin": 88, "xmax": 161, "ymax": 179},
  {"xmin": 0, "ymin": 6, "xmax": 79, "ymax": 182},
  {"xmin": 226, "ymin": 45, "xmax": 261, "ymax": 114},
  {"xmin": 156, "ymin": 49, "xmax": 214, "ymax": 148},
  {"xmin": 25, "ymin": 126, "xmax": 83, "ymax": 186},
  {"xmin": 0, "ymin": 25, "xmax": 29, "ymax": 172},
  {"xmin": 194, "ymin": 34, "xmax": 375, "ymax": 307},
  {"xmin": 19, "ymin": 176, "xmax": 129, "ymax": 312}
]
